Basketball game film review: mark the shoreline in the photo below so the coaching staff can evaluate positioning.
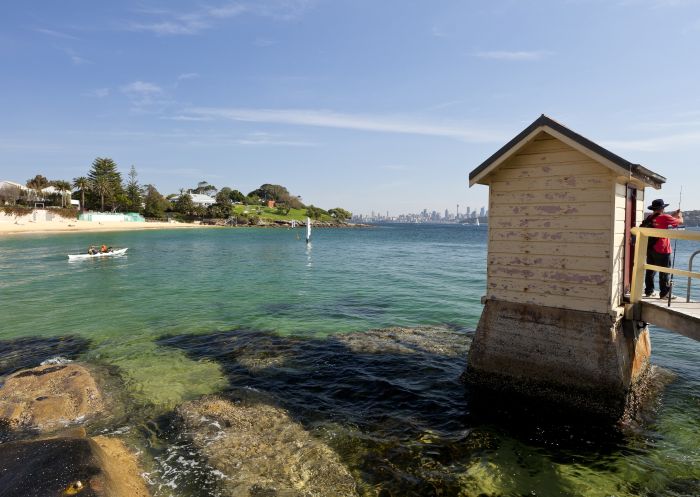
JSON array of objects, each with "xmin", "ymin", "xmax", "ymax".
[
  {"xmin": 0, "ymin": 219, "xmax": 369, "ymax": 236},
  {"xmin": 0, "ymin": 220, "xmax": 217, "ymax": 236}
]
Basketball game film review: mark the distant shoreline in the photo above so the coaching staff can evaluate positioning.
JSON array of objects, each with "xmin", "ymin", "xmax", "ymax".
[{"xmin": 0, "ymin": 220, "xmax": 368, "ymax": 236}]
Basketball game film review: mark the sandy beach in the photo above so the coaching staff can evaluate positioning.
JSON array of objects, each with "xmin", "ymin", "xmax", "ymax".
[{"xmin": 0, "ymin": 218, "xmax": 216, "ymax": 235}]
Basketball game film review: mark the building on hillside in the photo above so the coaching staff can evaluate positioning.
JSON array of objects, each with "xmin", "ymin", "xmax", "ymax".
[
  {"xmin": 465, "ymin": 114, "xmax": 665, "ymax": 419},
  {"xmin": 172, "ymin": 193, "xmax": 216, "ymax": 207},
  {"xmin": 267, "ymin": 199, "xmax": 276, "ymax": 208}
]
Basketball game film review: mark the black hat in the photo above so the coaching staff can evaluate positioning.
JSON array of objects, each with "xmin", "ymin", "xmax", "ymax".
[{"xmin": 648, "ymin": 199, "xmax": 669, "ymax": 211}]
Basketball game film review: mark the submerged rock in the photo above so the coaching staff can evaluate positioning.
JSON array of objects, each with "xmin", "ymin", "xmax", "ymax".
[
  {"xmin": 336, "ymin": 326, "xmax": 471, "ymax": 357},
  {"xmin": 177, "ymin": 397, "xmax": 357, "ymax": 497},
  {"xmin": 0, "ymin": 363, "xmax": 104, "ymax": 432},
  {"xmin": 0, "ymin": 435, "xmax": 151, "ymax": 497}
]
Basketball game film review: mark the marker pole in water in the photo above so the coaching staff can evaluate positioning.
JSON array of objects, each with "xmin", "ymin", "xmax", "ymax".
[{"xmin": 306, "ymin": 217, "xmax": 311, "ymax": 244}]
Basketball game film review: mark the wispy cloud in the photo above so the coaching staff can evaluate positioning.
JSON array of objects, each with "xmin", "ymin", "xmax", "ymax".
[
  {"xmin": 184, "ymin": 107, "xmax": 503, "ymax": 142},
  {"xmin": 474, "ymin": 50, "xmax": 552, "ymax": 61},
  {"xmin": 33, "ymin": 27, "xmax": 78, "ymax": 40},
  {"xmin": 177, "ymin": 72, "xmax": 200, "ymax": 80},
  {"xmin": 126, "ymin": 1, "xmax": 313, "ymax": 36},
  {"xmin": 122, "ymin": 80, "xmax": 163, "ymax": 95},
  {"xmin": 120, "ymin": 81, "xmax": 172, "ymax": 113},
  {"xmin": 603, "ymin": 130, "xmax": 700, "ymax": 151},
  {"xmin": 84, "ymin": 88, "xmax": 110, "ymax": 98}
]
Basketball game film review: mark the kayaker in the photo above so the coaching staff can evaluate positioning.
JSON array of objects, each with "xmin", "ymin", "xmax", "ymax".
[
  {"xmin": 88, "ymin": 245, "xmax": 96, "ymax": 255},
  {"xmin": 100, "ymin": 244, "xmax": 108, "ymax": 253}
]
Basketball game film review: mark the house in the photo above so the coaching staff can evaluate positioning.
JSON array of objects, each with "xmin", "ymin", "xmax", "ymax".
[
  {"xmin": 464, "ymin": 114, "xmax": 665, "ymax": 418},
  {"xmin": 172, "ymin": 193, "xmax": 216, "ymax": 207}
]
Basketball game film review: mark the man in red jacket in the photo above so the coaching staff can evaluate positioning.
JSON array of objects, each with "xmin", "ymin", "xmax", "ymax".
[{"xmin": 644, "ymin": 198, "xmax": 683, "ymax": 299}]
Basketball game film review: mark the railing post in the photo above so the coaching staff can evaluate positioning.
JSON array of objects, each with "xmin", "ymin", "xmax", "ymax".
[{"xmin": 630, "ymin": 227, "xmax": 648, "ymax": 308}]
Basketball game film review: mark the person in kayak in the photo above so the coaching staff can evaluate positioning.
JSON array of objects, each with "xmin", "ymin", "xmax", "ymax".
[
  {"xmin": 100, "ymin": 244, "xmax": 108, "ymax": 253},
  {"xmin": 88, "ymin": 245, "xmax": 97, "ymax": 255}
]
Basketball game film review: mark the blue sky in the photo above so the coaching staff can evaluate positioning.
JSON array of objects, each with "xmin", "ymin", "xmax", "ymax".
[{"xmin": 1, "ymin": 0, "xmax": 700, "ymax": 214}]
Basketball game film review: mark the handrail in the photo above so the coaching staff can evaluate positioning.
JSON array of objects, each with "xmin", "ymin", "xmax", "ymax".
[
  {"xmin": 629, "ymin": 227, "xmax": 700, "ymax": 305},
  {"xmin": 688, "ymin": 250, "xmax": 700, "ymax": 303}
]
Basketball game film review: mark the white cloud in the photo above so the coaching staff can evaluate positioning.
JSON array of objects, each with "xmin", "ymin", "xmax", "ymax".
[
  {"xmin": 177, "ymin": 72, "xmax": 200, "ymax": 80},
  {"xmin": 474, "ymin": 50, "xmax": 552, "ymax": 61},
  {"xmin": 184, "ymin": 107, "xmax": 503, "ymax": 142},
  {"xmin": 85, "ymin": 88, "xmax": 110, "ymax": 98},
  {"xmin": 121, "ymin": 81, "xmax": 163, "ymax": 95},
  {"xmin": 603, "ymin": 130, "xmax": 700, "ymax": 151},
  {"xmin": 70, "ymin": 54, "xmax": 89, "ymax": 65},
  {"xmin": 34, "ymin": 27, "xmax": 78, "ymax": 40},
  {"xmin": 127, "ymin": 1, "xmax": 312, "ymax": 36}
]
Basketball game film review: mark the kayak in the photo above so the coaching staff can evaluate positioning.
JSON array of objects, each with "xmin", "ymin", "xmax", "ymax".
[{"xmin": 67, "ymin": 248, "xmax": 128, "ymax": 261}]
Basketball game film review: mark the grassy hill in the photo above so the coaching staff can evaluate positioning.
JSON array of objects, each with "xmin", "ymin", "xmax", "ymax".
[{"xmin": 231, "ymin": 205, "xmax": 335, "ymax": 223}]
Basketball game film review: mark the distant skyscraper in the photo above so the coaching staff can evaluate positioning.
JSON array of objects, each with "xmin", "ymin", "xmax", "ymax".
[
  {"xmin": 466, "ymin": 206, "xmax": 471, "ymax": 217},
  {"xmin": 445, "ymin": 208, "xmax": 449, "ymax": 220},
  {"xmin": 480, "ymin": 206, "xmax": 486, "ymax": 218}
]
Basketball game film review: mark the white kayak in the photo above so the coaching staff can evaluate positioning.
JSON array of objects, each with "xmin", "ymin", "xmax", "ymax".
[{"xmin": 68, "ymin": 248, "xmax": 128, "ymax": 260}]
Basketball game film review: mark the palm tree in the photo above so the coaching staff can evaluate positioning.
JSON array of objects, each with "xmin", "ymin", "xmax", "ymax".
[
  {"xmin": 26, "ymin": 175, "xmax": 49, "ymax": 202},
  {"xmin": 73, "ymin": 176, "xmax": 89, "ymax": 211},
  {"xmin": 92, "ymin": 176, "xmax": 111, "ymax": 212},
  {"xmin": 52, "ymin": 180, "xmax": 72, "ymax": 207}
]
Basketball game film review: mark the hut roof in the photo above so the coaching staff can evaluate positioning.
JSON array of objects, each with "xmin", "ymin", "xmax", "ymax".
[{"xmin": 469, "ymin": 115, "xmax": 665, "ymax": 189}]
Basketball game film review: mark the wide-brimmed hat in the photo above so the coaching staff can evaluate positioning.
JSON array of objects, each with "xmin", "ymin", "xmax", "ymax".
[{"xmin": 648, "ymin": 199, "xmax": 669, "ymax": 211}]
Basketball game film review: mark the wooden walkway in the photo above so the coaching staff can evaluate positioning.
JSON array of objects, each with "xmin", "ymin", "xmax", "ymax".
[
  {"xmin": 641, "ymin": 299, "xmax": 700, "ymax": 342},
  {"xmin": 629, "ymin": 227, "xmax": 700, "ymax": 342}
]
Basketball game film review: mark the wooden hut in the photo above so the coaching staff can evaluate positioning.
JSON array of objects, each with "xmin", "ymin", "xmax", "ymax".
[{"xmin": 465, "ymin": 115, "xmax": 665, "ymax": 417}]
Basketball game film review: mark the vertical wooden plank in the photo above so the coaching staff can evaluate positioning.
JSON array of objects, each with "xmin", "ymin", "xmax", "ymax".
[{"xmin": 630, "ymin": 228, "xmax": 648, "ymax": 304}]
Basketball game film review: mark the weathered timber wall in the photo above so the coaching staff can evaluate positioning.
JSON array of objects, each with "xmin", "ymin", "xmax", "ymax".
[
  {"xmin": 487, "ymin": 132, "xmax": 615, "ymax": 314},
  {"xmin": 466, "ymin": 299, "xmax": 652, "ymax": 418}
]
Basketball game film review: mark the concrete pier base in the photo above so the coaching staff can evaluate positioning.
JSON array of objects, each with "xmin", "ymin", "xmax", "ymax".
[{"xmin": 464, "ymin": 300, "xmax": 651, "ymax": 419}]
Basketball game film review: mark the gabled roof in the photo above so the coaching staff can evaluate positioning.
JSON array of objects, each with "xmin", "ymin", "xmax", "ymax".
[{"xmin": 469, "ymin": 115, "xmax": 666, "ymax": 189}]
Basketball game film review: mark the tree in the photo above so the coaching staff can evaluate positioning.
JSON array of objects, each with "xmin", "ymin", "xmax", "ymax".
[
  {"xmin": 26, "ymin": 175, "xmax": 49, "ymax": 201},
  {"xmin": 143, "ymin": 184, "xmax": 168, "ymax": 218},
  {"xmin": 229, "ymin": 189, "xmax": 246, "ymax": 203},
  {"xmin": 248, "ymin": 184, "xmax": 290, "ymax": 202},
  {"xmin": 87, "ymin": 157, "xmax": 123, "ymax": 211},
  {"xmin": 92, "ymin": 176, "xmax": 111, "ymax": 211},
  {"xmin": 51, "ymin": 180, "xmax": 72, "ymax": 207},
  {"xmin": 72, "ymin": 176, "xmax": 89, "ymax": 212},
  {"xmin": 328, "ymin": 207, "xmax": 352, "ymax": 222},
  {"xmin": 306, "ymin": 205, "xmax": 327, "ymax": 220},
  {"xmin": 124, "ymin": 165, "xmax": 142, "ymax": 213},
  {"xmin": 174, "ymin": 193, "xmax": 195, "ymax": 215},
  {"xmin": 0, "ymin": 184, "xmax": 21, "ymax": 205},
  {"xmin": 215, "ymin": 187, "xmax": 233, "ymax": 206},
  {"xmin": 192, "ymin": 181, "xmax": 217, "ymax": 196}
]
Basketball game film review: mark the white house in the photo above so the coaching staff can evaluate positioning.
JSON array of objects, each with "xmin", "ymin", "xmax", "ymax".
[{"xmin": 172, "ymin": 193, "xmax": 216, "ymax": 207}]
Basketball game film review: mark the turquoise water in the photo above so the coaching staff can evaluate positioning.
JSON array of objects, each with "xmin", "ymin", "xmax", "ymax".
[{"xmin": 1, "ymin": 224, "xmax": 699, "ymax": 496}]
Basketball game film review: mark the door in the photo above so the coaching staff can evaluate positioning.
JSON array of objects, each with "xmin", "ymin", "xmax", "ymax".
[{"xmin": 623, "ymin": 185, "xmax": 637, "ymax": 296}]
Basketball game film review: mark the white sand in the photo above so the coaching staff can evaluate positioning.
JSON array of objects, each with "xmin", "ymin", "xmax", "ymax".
[{"xmin": 0, "ymin": 218, "xmax": 216, "ymax": 235}]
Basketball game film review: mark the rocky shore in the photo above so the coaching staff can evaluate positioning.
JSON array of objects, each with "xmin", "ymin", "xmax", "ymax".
[
  {"xmin": 0, "ymin": 361, "xmax": 150, "ymax": 497},
  {"xmin": 0, "ymin": 327, "xmax": 473, "ymax": 497}
]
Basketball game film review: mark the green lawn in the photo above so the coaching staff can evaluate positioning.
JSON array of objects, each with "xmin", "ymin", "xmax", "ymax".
[{"xmin": 231, "ymin": 205, "xmax": 334, "ymax": 223}]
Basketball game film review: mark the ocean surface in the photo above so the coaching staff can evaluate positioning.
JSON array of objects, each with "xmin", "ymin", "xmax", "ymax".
[{"xmin": 1, "ymin": 224, "xmax": 699, "ymax": 496}]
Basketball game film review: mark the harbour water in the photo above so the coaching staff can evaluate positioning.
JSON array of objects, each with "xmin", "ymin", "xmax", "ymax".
[{"xmin": 1, "ymin": 224, "xmax": 699, "ymax": 496}]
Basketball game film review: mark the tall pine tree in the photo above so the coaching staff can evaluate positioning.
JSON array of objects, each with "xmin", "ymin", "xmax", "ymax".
[
  {"xmin": 87, "ymin": 157, "xmax": 123, "ymax": 211},
  {"xmin": 125, "ymin": 165, "xmax": 142, "ymax": 213}
]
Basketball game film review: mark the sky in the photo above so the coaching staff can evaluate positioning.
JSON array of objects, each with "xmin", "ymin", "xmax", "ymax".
[{"xmin": 1, "ymin": 0, "xmax": 700, "ymax": 215}]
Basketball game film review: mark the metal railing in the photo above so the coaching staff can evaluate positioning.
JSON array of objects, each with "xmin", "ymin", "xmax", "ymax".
[{"xmin": 630, "ymin": 227, "xmax": 700, "ymax": 304}]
